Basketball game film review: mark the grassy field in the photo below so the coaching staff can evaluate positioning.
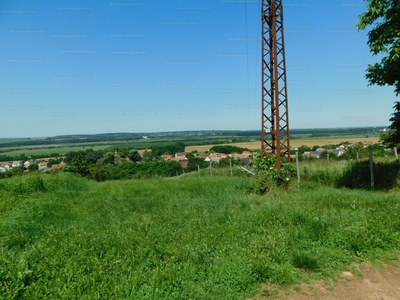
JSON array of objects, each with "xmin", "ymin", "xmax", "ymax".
[{"xmin": 1, "ymin": 170, "xmax": 399, "ymax": 299}]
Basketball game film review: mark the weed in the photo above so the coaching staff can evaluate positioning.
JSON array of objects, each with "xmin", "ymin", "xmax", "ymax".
[{"xmin": 292, "ymin": 251, "xmax": 319, "ymax": 270}]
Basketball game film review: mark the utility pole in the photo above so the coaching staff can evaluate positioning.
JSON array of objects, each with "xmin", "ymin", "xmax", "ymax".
[{"xmin": 261, "ymin": 0, "xmax": 290, "ymax": 169}]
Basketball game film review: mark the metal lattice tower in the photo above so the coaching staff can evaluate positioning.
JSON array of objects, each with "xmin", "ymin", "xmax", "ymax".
[{"xmin": 261, "ymin": 0, "xmax": 290, "ymax": 169}]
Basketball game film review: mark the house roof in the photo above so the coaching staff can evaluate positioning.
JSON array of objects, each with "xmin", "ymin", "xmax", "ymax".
[
  {"xmin": 302, "ymin": 151, "xmax": 320, "ymax": 158},
  {"xmin": 51, "ymin": 163, "xmax": 66, "ymax": 169},
  {"xmin": 242, "ymin": 151, "xmax": 253, "ymax": 155}
]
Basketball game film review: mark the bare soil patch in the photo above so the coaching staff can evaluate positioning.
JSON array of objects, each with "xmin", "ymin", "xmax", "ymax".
[{"xmin": 259, "ymin": 257, "xmax": 400, "ymax": 300}]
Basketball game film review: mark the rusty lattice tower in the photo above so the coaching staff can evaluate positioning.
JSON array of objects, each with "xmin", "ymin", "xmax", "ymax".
[{"xmin": 261, "ymin": 0, "xmax": 290, "ymax": 169}]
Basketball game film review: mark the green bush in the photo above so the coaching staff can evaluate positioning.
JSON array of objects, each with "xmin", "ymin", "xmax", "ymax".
[{"xmin": 249, "ymin": 154, "xmax": 296, "ymax": 194}]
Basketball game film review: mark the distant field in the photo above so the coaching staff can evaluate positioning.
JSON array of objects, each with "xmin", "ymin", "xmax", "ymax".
[
  {"xmin": 1, "ymin": 133, "xmax": 381, "ymax": 158},
  {"xmin": 1, "ymin": 144, "xmax": 110, "ymax": 157},
  {"xmin": 185, "ymin": 136, "xmax": 381, "ymax": 153}
]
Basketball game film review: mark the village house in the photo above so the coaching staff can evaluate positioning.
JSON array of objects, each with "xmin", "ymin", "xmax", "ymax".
[
  {"xmin": 161, "ymin": 154, "xmax": 173, "ymax": 161},
  {"xmin": 51, "ymin": 162, "xmax": 66, "ymax": 170},
  {"xmin": 241, "ymin": 151, "xmax": 253, "ymax": 158},
  {"xmin": 12, "ymin": 161, "xmax": 24, "ymax": 168},
  {"xmin": 205, "ymin": 153, "xmax": 228, "ymax": 163},
  {"xmin": 0, "ymin": 162, "xmax": 12, "ymax": 173},
  {"xmin": 24, "ymin": 160, "xmax": 32, "ymax": 168},
  {"xmin": 229, "ymin": 151, "xmax": 253, "ymax": 160},
  {"xmin": 172, "ymin": 152, "xmax": 188, "ymax": 168},
  {"xmin": 333, "ymin": 145, "xmax": 346, "ymax": 156},
  {"xmin": 178, "ymin": 160, "xmax": 188, "ymax": 168},
  {"xmin": 302, "ymin": 145, "xmax": 347, "ymax": 159},
  {"xmin": 38, "ymin": 161, "xmax": 49, "ymax": 171},
  {"xmin": 175, "ymin": 152, "xmax": 187, "ymax": 161},
  {"xmin": 302, "ymin": 151, "xmax": 320, "ymax": 159}
]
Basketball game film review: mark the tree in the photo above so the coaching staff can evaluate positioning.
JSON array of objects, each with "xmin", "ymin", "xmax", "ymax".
[
  {"xmin": 63, "ymin": 155, "xmax": 91, "ymax": 177},
  {"xmin": 380, "ymin": 102, "xmax": 400, "ymax": 147},
  {"xmin": 19, "ymin": 153, "xmax": 29, "ymax": 161},
  {"xmin": 311, "ymin": 145, "xmax": 320, "ymax": 151},
  {"xmin": 297, "ymin": 145, "xmax": 311, "ymax": 154},
  {"xmin": 47, "ymin": 158, "xmax": 61, "ymax": 168},
  {"xmin": 357, "ymin": 0, "xmax": 400, "ymax": 94},
  {"xmin": 100, "ymin": 152, "xmax": 115, "ymax": 165},
  {"xmin": 142, "ymin": 150, "xmax": 157, "ymax": 162},
  {"xmin": 28, "ymin": 163, "xmax": 39, "ymax": 172},
  {"xmin": 128, "ymin": 149, "xmax": 142, "ymax": 162},
  {"xmin": 209, "ymin": 145, "xmax": 248, "ymax": 154},
  {"xmin": 358, "ymin": 1, "xmax": 400, "ymax": 146}
]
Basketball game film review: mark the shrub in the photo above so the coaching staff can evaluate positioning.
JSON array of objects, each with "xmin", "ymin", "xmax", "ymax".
[{"xmin": 249, "ymin": 154, "xmax": 296, "ymax": 194}]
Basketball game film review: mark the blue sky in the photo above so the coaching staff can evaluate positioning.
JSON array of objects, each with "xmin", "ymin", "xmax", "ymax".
[{"xmin": 0, "ymin": 0, "xmax": 397, "ymax": 138}]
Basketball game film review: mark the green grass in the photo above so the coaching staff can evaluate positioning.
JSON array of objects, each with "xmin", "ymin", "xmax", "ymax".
[{"xmin": 1, "ymin": 172, "xmax": 400, "ymax": 299}]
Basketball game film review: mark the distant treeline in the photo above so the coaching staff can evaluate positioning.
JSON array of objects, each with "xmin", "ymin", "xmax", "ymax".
[
  {"xmin": 150, "ymin": 142, "xmax": 186, "ymax": 156},
  {"xmin": 0, "ymin": 134, "xmax": 144, "ymax": 148},
  {"xmin": 209, "ymin": 145, "xmax": 249, "ymax": 154},
  {"xmin": 0, "ymin": 127, "xmax": 385, "ymax": 149},
  {"xmin": 291, "ymin": 127, "xmax": 385, "ymax": 136}
]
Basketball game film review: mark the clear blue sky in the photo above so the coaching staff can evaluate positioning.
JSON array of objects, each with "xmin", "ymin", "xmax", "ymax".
[{"xmin": 0, "ymin": 0, "xmax": 397, "ymax": 138}]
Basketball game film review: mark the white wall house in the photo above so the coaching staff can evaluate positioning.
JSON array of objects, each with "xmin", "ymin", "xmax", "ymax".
[
  {"xmin": 12, "ymin": 161, "xmax": 24, "ymax": 168},
  {"xmin": 0, "ymin": 162, "xmax": 11, "ymax": 172}
]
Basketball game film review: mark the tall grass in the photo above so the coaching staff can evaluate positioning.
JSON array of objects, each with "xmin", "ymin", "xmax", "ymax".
[
  {"xmin": 1, "ymin": 172, "xmax": 400, "ymax": 299},
  {"xmin": 299, "ymin": 158, "xmax": 400, "ymax": 190},
  {"xmin": 299, "ymin": 160, "xmax": 349, "ymax": 186}
]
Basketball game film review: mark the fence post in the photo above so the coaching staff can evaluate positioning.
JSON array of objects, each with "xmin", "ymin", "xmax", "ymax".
[
  {"xmin": 296, "ymin": 151, "xmax": 300, "ymax": 183},
  {"xmin": 210, "ymin": 161, "xmax": 212, "ymax": 176},
  {"xmin": 229, "ymin": 159, "xmax": 233, "ymax": 177},
  {"xmin": 369, "ymin": 146, "xmax": 374, "ymax": 189},
  {"xmin": 394, "ymin": 147, "xmax": 398, "ymax": 160}
]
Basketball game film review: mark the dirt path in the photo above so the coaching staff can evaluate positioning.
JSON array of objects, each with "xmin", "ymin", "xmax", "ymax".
[{"xmin": 262, "ymin": 258, "xmax": 400, "ymax": 299}]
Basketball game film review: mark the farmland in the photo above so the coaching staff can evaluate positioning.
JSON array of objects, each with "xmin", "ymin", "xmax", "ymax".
[
  {"xmin": 0, "ymin": 127, "xmax": 385, "ymax": 159},
  {"xmin": 185, "ymin": 136, "xmax": 381, "ymax": 153},
  {"xmin": 0, "ymin": 144, "xmax": 111, "ymax": 158}
]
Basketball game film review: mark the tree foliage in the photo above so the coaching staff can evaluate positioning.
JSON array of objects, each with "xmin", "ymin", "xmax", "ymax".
[
  {"xmin": 358, "ymin": 0, "xmax": 400, "ymax": 147},
  {"xmin": 150, "ymin": 142, "xmax": 185, "ymax": 156},
  {"xmin": 380, "ymin": 101, "xmax": 400, "ymax": 147},
  {"xmin": 209, "ymin": 145, "xmax": 248, "ymax": 154},
  {"xmin": 357, "ymin": 0, "xmax": 400, "ymax": 94},
  {"xmin": 28, "ymin": 163, "xmax": 39, "ymax": 172}
]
